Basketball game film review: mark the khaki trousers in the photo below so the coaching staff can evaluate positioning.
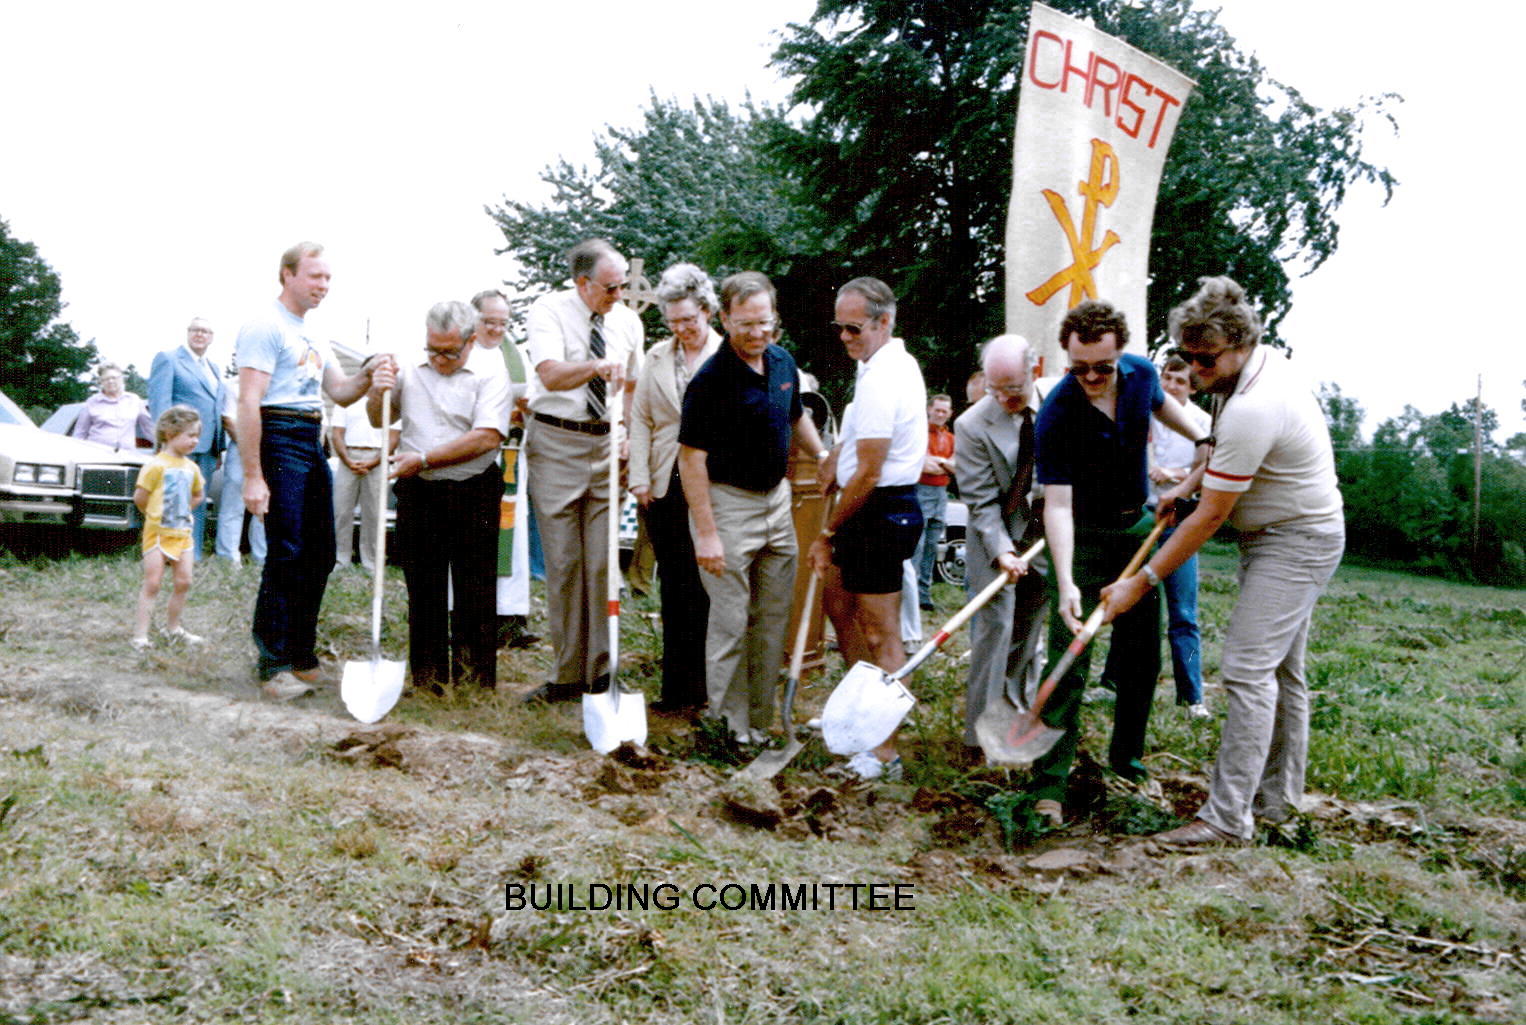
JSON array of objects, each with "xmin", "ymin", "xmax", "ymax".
[
  {"xmin": 525, "ymin": 420, "xmax": 612, "ymax": 689},
  {"xmin": 695, "ymin": 481, "xmax": 796, "ymax": 735}
]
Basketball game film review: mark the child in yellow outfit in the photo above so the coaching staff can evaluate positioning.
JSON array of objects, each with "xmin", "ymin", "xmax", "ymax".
[{"xmin": 132, "ymin": 406, "xmax": 206, "ymax": 650}]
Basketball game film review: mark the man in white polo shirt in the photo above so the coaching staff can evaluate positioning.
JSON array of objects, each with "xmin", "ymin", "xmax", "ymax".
[
  {"xmin": 808, "ymin": 276, "xmax": 928, "ymax": 780},
  {"xmin": 368, "ymin": 301, "xmax": 510, "ymax": 692},
  {"xmin": 1101, "ymin": 276, "xmax": 1344, "ymax": 846}
]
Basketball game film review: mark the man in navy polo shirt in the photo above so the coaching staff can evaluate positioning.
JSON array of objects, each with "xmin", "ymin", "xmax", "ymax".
[
  {"xmin": 1030, "ymin": 299, "xmax": 1208, "ymax": 825},
  {"xmin": 678, "ymin": 271, "xmax": 828, "ymax": 744}
]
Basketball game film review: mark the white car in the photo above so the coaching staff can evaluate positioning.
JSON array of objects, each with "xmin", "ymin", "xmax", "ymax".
[{"xmin": 0, "ymin": 388, "xmax": 148, "ymax": 530}]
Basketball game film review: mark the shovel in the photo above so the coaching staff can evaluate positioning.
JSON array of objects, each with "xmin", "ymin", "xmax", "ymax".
[
  {"xmin": 583, "ymin": 385, "xmax": 647, "ymax": 754},
  {"xmin": 822, "ymin": 539, "xmax": 1047, "ymax": 755},
  {"xmin": 980, "ymin": 517, "xmax": 1168, "ymax": 768},
  {"xmin": 341, "ymin": 387, "xmax": 406, "ymax": 723},
  {"xmin": 736, "ymin": 571, "xmax": 821, "ymax": 780}
]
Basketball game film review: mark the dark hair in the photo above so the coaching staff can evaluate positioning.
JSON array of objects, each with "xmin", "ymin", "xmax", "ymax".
[
  {"xmin": 1163, "ymin": 354, "xmax": 1190, "ymax": 373},
  {"xmin": 1058, "ymin": 299, "xmax": 1128, "ymax": 349},
  {"xmin": 1169, "ymin": 276, "xmax": 1262, "ymax": 350},
  {"xmin": 929, "ymin": 393, "xmax": 952, "ymax": 406},
  {"xmin": 718, "ymin": 271, "xmax": 777, "ymax": 316}
]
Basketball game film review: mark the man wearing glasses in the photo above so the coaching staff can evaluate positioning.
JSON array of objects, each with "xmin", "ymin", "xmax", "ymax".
[
  {"xmin": 679, "ymin": 272, "xmax": 828, "ymax": 744},
  {"xmin": 807, "ymin": 277, "xmax": 928, "ymax": 780},
  {"xmin": 520, "ymin": 240, "xmax": 644, "ymax": 703},
  {"xmin": 1101, "ymin": 276, "xmax": 1343, "ymax": 846},
  {"xmin": 367, "ymin": 302, "xmax": 509, "ymax": 691},
  {"xmin": 1029, "ymin": 299, "xmax": 1208, "ymax": 825}
]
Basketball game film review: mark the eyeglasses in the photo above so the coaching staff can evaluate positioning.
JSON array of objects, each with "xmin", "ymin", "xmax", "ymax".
[
  {"xmin": 600, "ymin": 281, "xmax": 628, "ymax": 296},
  {"xmin": 664, "ymin": 313, "xmax": 704, "ymax": 329},
  {"xmin": 987, "ymin": 382, "xmax": 1028, "ymax": 397},
  {"xmin": 426, "ymin": 343, "xmax": 469, "ymax": 362},
  {"xmin": 831, "ymin": 320, "xmax": 870, "ymax": 337},
  {"xmin": 1066, "ymin": 361, "xmax": 1116, "ymax": 377},
  {"xmin": 730, "ymin": 317, "xmax": 776, "ymax": 333},
  {"xmin": 478, "ymin": 317, "xmax": 509, "ymax": 329},
  {"xmin": 1170, "ymin": 346, "xmax": 1229, "ymax": 369}
]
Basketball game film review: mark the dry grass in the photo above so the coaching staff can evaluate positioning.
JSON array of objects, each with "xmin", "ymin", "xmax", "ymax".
[{"xmin": 0, "ymin": 541, "xmax": 1522, "ymax": 1023}]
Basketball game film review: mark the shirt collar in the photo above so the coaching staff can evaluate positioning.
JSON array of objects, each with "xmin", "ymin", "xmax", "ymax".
[{"xmin": 856, "ymin": 336, "xmax": 906, "ymax": 378}]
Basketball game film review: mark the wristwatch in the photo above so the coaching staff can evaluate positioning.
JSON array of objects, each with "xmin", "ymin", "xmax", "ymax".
[{"xmin": 1141, "ymin": 564, "xmax": 1161, "ymax": 586}]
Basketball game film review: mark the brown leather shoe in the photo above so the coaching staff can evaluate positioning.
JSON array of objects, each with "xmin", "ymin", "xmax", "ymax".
[
  {"xmin": 292, "ymin": 666, "xmax": 323, "ymax": 684},
  {"xmin": 1155, "ymin": 818, "xmax": 1240, "ymax": 846}
]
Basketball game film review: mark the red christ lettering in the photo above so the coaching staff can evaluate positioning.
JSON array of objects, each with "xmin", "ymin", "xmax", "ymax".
[{"xmin": 1026, "ymin": 29, "xmax": 1182, "ymax": 149}]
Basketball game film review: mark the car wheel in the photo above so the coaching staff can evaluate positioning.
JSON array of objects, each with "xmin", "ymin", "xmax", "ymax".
[{"xmin": 934, "ymin": 538, "xmax": 965, "ymax": 587}]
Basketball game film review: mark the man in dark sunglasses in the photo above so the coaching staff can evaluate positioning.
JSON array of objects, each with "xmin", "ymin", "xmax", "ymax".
[
  {"xmin": 1027, "ymin": 299, "xmax": 1210, "ymax": 827},
  {"xmin": 1101, "ymin": 276, "xmax": 1344, "ymax": 847}
]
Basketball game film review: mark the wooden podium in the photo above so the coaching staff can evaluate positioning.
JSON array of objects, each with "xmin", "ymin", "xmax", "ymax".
[{"xmin": 785, "ymin": 452, "xmax": 831, "ymax": 676}]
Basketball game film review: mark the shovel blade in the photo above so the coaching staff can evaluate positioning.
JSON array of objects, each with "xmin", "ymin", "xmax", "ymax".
[
  {"xmin": 340, "ymin": 658, "xmax": 407, "ymax": 724},
  {"xmin": 735, "ymin": 737, "xmax": 806, "ymax": 781},
  {"xmin": 979, "ymin": 712, "xmax": 1065, "ymax": 768},
  {"xmin": 821, "ymin": 661, "xmax": 916, "ymax": 755},
  {"xmin": 582, "ymin": 685, "xmax": 648, "ymax": 754}
]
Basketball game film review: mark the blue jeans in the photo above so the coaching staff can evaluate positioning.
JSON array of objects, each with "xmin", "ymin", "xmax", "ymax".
[
  {"xmin": 191, "ymin": 450, "xmax": 218, "ymax": 555},
  {"xmin": 252, "ymin": 416, "xmax": 335, "ymax": 680},
  {"xmin": 216, "ymin": 440, "xmax": 267, "ymax": 564},
  {"xmin": 1160, "ymin": 525, "xmax": 1204, "ymax": 704},
  {"xmin": 910, "ymin": 483, "xmax": 947, "ymax": 606}
]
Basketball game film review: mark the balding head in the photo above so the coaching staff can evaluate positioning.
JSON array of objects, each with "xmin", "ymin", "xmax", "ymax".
[{"xmin": 981, "ymin": 334, "xmax": 1036, "ymax": 414}]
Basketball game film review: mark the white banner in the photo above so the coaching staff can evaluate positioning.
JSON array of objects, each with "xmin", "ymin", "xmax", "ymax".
[{"xmin": 1005, "ymin": 3, "xmax": 1194, "ymax": 373}]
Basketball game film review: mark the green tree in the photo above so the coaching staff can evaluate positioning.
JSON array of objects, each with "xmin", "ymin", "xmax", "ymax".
[
  {"xmin": 0, "ymin": 216, "xmax": 97, "ymax": 410},
  {"xmin": 486, "ymin": 94, "xmax": 815, "ymax": 320},
  {"xmin": 767, "ymin": 0, "xmax": 1399, "ymax": 389}
]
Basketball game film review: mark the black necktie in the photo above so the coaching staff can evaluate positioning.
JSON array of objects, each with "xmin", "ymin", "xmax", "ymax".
[
  {"xmin": 587, "ymin": 314, "xmax": 607, "ymax": 420},
  {"xmin": 1004, "ymin": 409, "xmax": 1035, "ymax": 521}
]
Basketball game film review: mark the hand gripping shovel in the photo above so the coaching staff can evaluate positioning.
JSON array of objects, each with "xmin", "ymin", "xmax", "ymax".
[
  {"xmin": 822, "ymin": 539, "xmax": 1047, "ymax": 755},
  {"xmin": 341, "ymin": 387, "xmax": 406, "ymax": 723},
  {"xmin": 981, "ymin": 518, "xmax": 1168, "ymax": 768},
  {"xmin": 736, "ymin": 571, "xmax": 821, "ymax": 780},
  {"xmin": 583, "ymin": 386, "xmax": 648, "ymax": 753}
]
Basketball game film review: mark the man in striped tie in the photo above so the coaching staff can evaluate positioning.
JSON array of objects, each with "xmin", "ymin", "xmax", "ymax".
[{"xmin": 520, "ymin": 240, "xmax": 645, "ymax": 703}]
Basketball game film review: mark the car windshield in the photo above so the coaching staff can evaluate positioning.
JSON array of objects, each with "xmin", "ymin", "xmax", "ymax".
[{"xmin": 0, "ymin": 391, "xmax": 33, "ymax": 426}]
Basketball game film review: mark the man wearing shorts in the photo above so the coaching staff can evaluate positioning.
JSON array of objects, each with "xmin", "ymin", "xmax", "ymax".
[{"xmin": 808, "ymin": 277, "xmax": 927, "ymax": 780}]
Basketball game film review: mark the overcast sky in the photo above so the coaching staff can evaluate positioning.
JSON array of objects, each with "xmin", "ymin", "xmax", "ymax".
[{"xmin": 4, "ymin": 0, "xmax": 1522, "ymax": 438}]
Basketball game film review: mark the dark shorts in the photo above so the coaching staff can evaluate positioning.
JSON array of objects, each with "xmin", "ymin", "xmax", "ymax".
[{"xmin": 830, "ymin": 485, "xmax": 923, "ymax": 594}]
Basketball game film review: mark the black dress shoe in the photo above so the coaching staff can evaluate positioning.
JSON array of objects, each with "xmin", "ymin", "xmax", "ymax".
[
  {"xmin": 497, "ymin": 616, "xmax": 540, "ymax": 650},
  {"xmin": 519, "ymin": 682, "xmax": 582, "ymax": 705}
]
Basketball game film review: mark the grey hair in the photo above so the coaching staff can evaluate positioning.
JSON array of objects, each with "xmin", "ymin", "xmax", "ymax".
[
  {"xmin": 96, "ymin": 362, "xmax": 123, "ymax": 380},
  {"xmin": 568, "ymin": 239, "xmax": 622, "ymax": 281},
  {"xmin": 470, "ymin": 289, "xmax": 508, "ymax": 310},
  {"xmin": 655, "ymin": 262, "xmax": 718, "ymax": 314},
  {"xmin": 1169, "ymin": 276, "xmax": 1262, "ymax": 350},
  {"xmin": 837, "ymin": 276, "xmax": 897, "ymax": 327},
  {"xmin": 981, "ymin": 334, "xmax": 1037, "ymax": 373},
  {"xmin": 425, "ymin": 301, "xmax": 477, "ymax": 341}
]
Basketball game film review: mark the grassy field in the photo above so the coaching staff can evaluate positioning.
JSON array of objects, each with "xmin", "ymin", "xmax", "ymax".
[{"xmin": 0, "ymin": 538, "xmax": 1521, "ymax": 1024}]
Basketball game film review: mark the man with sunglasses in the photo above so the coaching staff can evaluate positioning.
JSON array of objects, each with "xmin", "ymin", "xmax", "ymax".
[
  {"xmin": 1101, "ymin": 276, "xmax": 1343, "ymax": 846},
  {"xmin": 368, "ymin": 301, "xmax": 511, "ymax": 691},
  {"xmin": 520, "ymin": 239, "xmax": 645, "ymax": 703},
  {"xmin": 1030, "ymin": 299, "xmax": 1209, "ymax": 825},
  {"xmin": 808, "ymin": 277, "xmax": 928, "ymax": 780}
]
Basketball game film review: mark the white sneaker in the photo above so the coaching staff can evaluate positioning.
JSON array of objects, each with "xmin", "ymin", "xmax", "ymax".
[
  {"xmin": 843, "ymin": 751, "xmax": 903, "ymax": 781},
  {"xmin": 130, "ymin": 635, "xmax": 152, "ymax": 652},
  {"xmin": 167, "ymin": 626, "xmax": 204, "ymax": 645},
  {"xmin": 1187, "ymin": 702, "xmax": 1210, "ymax": 720}
]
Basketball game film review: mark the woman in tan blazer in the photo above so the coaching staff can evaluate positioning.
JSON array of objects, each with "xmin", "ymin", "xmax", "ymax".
[{"xmin": 629, "ymin": 263, "xmax": 723, "ymax": 714}]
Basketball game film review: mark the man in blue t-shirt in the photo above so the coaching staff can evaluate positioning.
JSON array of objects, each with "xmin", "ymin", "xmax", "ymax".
[
  {"xmin": 236, "ymin": 241, "xmax": 384, "ymax": 701},
  {"xmin": 678, "ymin": 271, "xmax": 828, "ymax": 745},
  {"xmin": 1031, "ymin": 300, "xmax": 1209, "ymax": 826}
]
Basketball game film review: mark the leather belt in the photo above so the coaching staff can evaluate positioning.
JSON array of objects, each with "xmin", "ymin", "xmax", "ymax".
[
  {"xmin": 262, "ymin": 406, "xmax": 322, "ymax": 422},
  {"xmin": 533, "ymin": 411, "xmax": 609, "ymax": 436}
]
